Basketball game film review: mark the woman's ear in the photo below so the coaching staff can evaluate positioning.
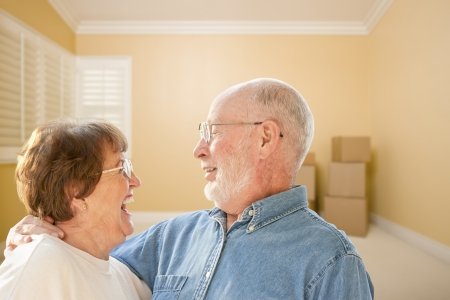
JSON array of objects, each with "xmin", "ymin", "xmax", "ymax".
[
  {"xmin": 258, "ymin": 120, "xmax": 283, "ymax": 159},
  {"xmin": 71, "ymin": 197, "xmax": 88, "ymax": 213},
  {"xmin": 66, "ymin": 184, "xmax": 86, "ymax": 212}
]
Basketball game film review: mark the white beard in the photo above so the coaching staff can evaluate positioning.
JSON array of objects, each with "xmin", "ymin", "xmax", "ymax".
[{"xmin": 204, "ymin": 138, "xmax": 252, "ymax": 208}]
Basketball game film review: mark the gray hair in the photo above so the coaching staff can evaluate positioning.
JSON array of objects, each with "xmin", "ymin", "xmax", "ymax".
[{"xmin": 239, "ymin": 78, "xmax": 314, "ymax": 174}]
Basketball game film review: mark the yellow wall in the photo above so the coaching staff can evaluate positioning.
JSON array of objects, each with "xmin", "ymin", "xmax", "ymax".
[
  {"xmin": 0, "ymin": 0, "xmax": 75, "ymax": 52},
  {"xmin": 76, "ymin": 35, "xmax": 370, "ymax": 212},
  {"xmin": 0, "ymin": 164, "xmax": 26, "ymax": 241},
  {"xmin": 0, "ymin": 0, "xmax": 75, "ymax": 240},
  {"xmin": 1, "ymin": 0, "xmax": 449, "ymax": 249},
  {"xmin": 368, "ymin": 0, "xmax": 450, "ymax": 246}
]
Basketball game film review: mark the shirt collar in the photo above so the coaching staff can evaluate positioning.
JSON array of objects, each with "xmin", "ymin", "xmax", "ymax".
[{"xmin": 209, "ymin": 185, "xmax": 308, "ymax": 233}]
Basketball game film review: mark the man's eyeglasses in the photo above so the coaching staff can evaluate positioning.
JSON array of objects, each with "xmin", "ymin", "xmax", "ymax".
[
  {"xmin": 198, "ymin": 121, "xmax": 283, "ymax": 144},
  {"xmin": 102, "ymin": 158, "xmax": 133, "ymax": 180}
]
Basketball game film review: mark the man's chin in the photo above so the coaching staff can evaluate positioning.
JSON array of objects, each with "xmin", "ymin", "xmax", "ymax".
[
  {"xmin": 204, "ymin": 182, "xmax": 228, "ymax": 206},
  {"xmin": 204, "ymin": 183, "xmax": 216, "ymax": 203},
  {"xmin": 204, "ymin": 180, "xmax": 240, "ymax": 208}
]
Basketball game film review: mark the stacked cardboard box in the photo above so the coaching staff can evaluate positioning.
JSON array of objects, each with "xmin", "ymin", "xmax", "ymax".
[
  {"xmin": 296, "ymin": 152, "xmax": 317, "ymax": 211},
  {"xmin": 324, "ymin": 137, "xmax": 370, "ymax": 236}
]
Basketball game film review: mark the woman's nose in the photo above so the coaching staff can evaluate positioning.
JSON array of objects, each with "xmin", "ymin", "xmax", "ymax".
[{"xmin": 129, "ymin": 171, "xmax": 141, "ymax": 188}]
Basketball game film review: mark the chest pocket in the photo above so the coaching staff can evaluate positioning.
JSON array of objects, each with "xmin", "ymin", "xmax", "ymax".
[{"xmin": 153, "ymin": 275, "xmax": 188, "ymax": 300}]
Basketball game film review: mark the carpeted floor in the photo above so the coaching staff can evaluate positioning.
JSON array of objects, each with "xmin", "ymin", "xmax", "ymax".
[{"xmin": 351, "ymin": 225, "xmax": 450, "ymax": 300}]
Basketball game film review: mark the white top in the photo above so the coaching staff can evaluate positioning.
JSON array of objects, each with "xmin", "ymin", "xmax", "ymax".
[{"xmin": 0, "ymin": 234, "xmax": 151, "ymax": 300}]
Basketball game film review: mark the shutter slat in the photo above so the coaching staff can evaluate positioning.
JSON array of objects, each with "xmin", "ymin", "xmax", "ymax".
[
  {"xmin": 76, "ymin": 57, "xmax": 131, "ymax": 153},
  {"xmin": 0, "ymin": 13, "xmax": 75, "ymax": 162}
]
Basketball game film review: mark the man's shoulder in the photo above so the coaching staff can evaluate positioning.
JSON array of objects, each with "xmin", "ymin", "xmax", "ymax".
[{"xmin": 295, "ymin": 208, "xmax": 358, "ymax": 255}]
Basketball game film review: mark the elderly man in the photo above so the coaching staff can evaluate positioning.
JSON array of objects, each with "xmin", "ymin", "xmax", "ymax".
[{"xmin": 6, "ymin": 78, "xmax": 374, "ymax": 299}]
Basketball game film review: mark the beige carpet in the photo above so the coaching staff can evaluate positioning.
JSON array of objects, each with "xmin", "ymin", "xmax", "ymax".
[{"xmin": 351, "ymin": 226, "xmax": 450, "ymax": 300}]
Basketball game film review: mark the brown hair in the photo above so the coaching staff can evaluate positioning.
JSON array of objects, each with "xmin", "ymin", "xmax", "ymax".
[{"xmin": 15, "ymin": 119, "xmax": 128, "ymax": 221}]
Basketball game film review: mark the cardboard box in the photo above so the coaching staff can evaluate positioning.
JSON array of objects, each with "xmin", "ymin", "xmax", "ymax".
[
  {"xmin": 324, "ymin": 196, "xmax": 368, "ymax": 237},
  {"xmin": 303, "ymin": 152, "xmax": 315, "ymax": 165},
  {"xmin": 332, "ymin": 136, "xmax": 371, "ymax": 162},
  {"xmin": 328, "ymin": 162, "xmax": 366, "ymax": 197},
  {"xmin": 296, "ymin": 165, "xmax": 315, "ymax": 200}
]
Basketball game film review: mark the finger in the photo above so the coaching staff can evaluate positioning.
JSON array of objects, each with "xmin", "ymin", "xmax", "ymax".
[
  {"xmin": 5, "ymin": 215, "xmax": 65, "ymax": 253},
  {"xmin": 35, "ymin": 217, "xmax": 64, "ymax": 237},
  {"xmin": 5, "ymin": 215, "xmax": 35, "ymax": 246},
  {"xmin": 22, "ymin": 215, "xmax": 37, "ymax": 225},
  {"xmin": 6, "ymin": 232, "xmax": 33, "ymax": 254},
  {"xmin": 4, "ymin": 245, "xmax": 15, "ymax": 258},
  {"xmin": 43, "ymin": 215, "xmax": 55, "ymax": 224},
  {"xmin": 32, "ymin": 216, "xmax": 42, "ymax": 226},
  {"xmin": 7, "ymin": 224, "xmax": 56, "ymax": 250},
  {"xmin": 10, "ymin": 233, "xmax": 33, "ymax": 245},
  {"xmin": 16, "ymin": 222, "xmax": 64, "ymax": 238},
  {"xmin": 4, "ymin": 235, "xmax": 33, "ymax": 258},
  {"xmin": 38, "ymin": 220, "xmax": 64, "ymax": 238}
]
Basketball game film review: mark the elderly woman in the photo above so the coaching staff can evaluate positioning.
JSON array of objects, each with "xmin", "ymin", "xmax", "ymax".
[{"xmin": 0, "ymin": 120, "xmax": 151, "ymax": 299}]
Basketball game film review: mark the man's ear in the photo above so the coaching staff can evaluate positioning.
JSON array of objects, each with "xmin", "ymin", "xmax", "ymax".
[{"xmin": 258, "ymin": 120, "xmax": 283, "ymax": 159}]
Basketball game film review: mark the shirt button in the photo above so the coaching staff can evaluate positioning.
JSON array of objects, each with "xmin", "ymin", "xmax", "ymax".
[
  {"xmin": 248, "ymin": 209, "xmax": 254, "ymax": 216},
  {"xmin": 205, "ymin": 271, "xmax": 211, "ymax": 278},
  {"xmin": 248, "ymin": 225, "xmax": 255, "ymax": 232}
]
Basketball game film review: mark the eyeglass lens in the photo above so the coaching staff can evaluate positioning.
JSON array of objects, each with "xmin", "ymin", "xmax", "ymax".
[
  {"xmin": 199, "ymin": 122, "xmax": 210, "ymax": 143},
  {"xmin": 123, "ymin": 159, "xmax": 133, "ymax": 179}
]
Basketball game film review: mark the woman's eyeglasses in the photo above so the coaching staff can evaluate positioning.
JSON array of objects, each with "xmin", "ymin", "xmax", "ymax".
[{"xmin": 101, "ymin": 158, "xmax": 133, "ymax": 180}]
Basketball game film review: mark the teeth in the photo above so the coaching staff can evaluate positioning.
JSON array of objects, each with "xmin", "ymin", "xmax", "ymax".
[{"xmin": 123, "ymin": 197, "xmax": 134, "ymax": 205}]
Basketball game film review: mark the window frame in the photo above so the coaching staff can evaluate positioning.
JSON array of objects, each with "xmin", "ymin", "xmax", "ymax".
[
  {"xmin": 0, "ymin": 11, "xmax": 75, "ymax": 163},
  {"xmin": 75, "ymin": 56, "xmax": 132, "ymax": 155}
]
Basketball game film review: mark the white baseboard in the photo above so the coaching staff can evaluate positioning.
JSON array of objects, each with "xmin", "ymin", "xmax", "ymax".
[{"xmin": 371, "ymin": 213, "xmax": 450, "ymax": 265}]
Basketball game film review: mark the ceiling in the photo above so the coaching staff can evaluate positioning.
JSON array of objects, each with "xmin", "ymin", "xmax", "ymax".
[{"xmin": 48, "ymin": 0, "xmax": 393, "ymax": 35}]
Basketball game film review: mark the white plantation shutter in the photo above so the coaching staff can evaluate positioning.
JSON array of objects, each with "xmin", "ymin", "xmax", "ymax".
[
  {"xmin": 40, "ymin": 45, "xmax": 62, "ymax": 121},
  {"xmin": 0, "ymin": 18, "xmax": 21, "ymax": 151},
  {"xmin": 23, "ymin": 35, "xmax": 40, "ymax": 139},
  {"xmin": 0, "ymin": 12, "xmax": 75, "ymax": 162},
  {"xmin": 76, "ymin": 57, "xmax": 132, "ymax": 151},
  {"xmin": 61, "ymin": 55, "xmax": 76, "ymax": 117}
]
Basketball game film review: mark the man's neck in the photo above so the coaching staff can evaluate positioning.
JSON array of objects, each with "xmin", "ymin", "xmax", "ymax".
[
  {"xmin": 223, "ymin": 184, "xmax": 296, "ymax": 231},
  {"xmin": 226, "ymin": 213, "xmax": 239, "ymax": 231}
]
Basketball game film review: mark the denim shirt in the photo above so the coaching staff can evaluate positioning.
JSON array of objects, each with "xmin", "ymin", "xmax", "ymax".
[{"xmin": 112, "ymin": 186, "xmax": 374, "ymax": 299}]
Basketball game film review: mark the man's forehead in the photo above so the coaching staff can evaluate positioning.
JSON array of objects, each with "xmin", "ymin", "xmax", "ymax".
[{"xmin": 207, "ymin": 95, "xmax": 247, "ymax": 122}]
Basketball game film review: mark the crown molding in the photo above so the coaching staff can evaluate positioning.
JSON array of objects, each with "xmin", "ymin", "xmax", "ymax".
[
  {"xmin": 49, "ymin": 0, "xmax": 393, "ymax": 35},
  {"xmin": 364, "ymin": 0, "xmax": 394, "ymax": 32},
  {"xmin": 76, "ymin": 20, "xmax": 369, "ymax": 35},
  {"xmin": 48, "ymin": 0, "xmax": 79, "ymax": 32}
]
